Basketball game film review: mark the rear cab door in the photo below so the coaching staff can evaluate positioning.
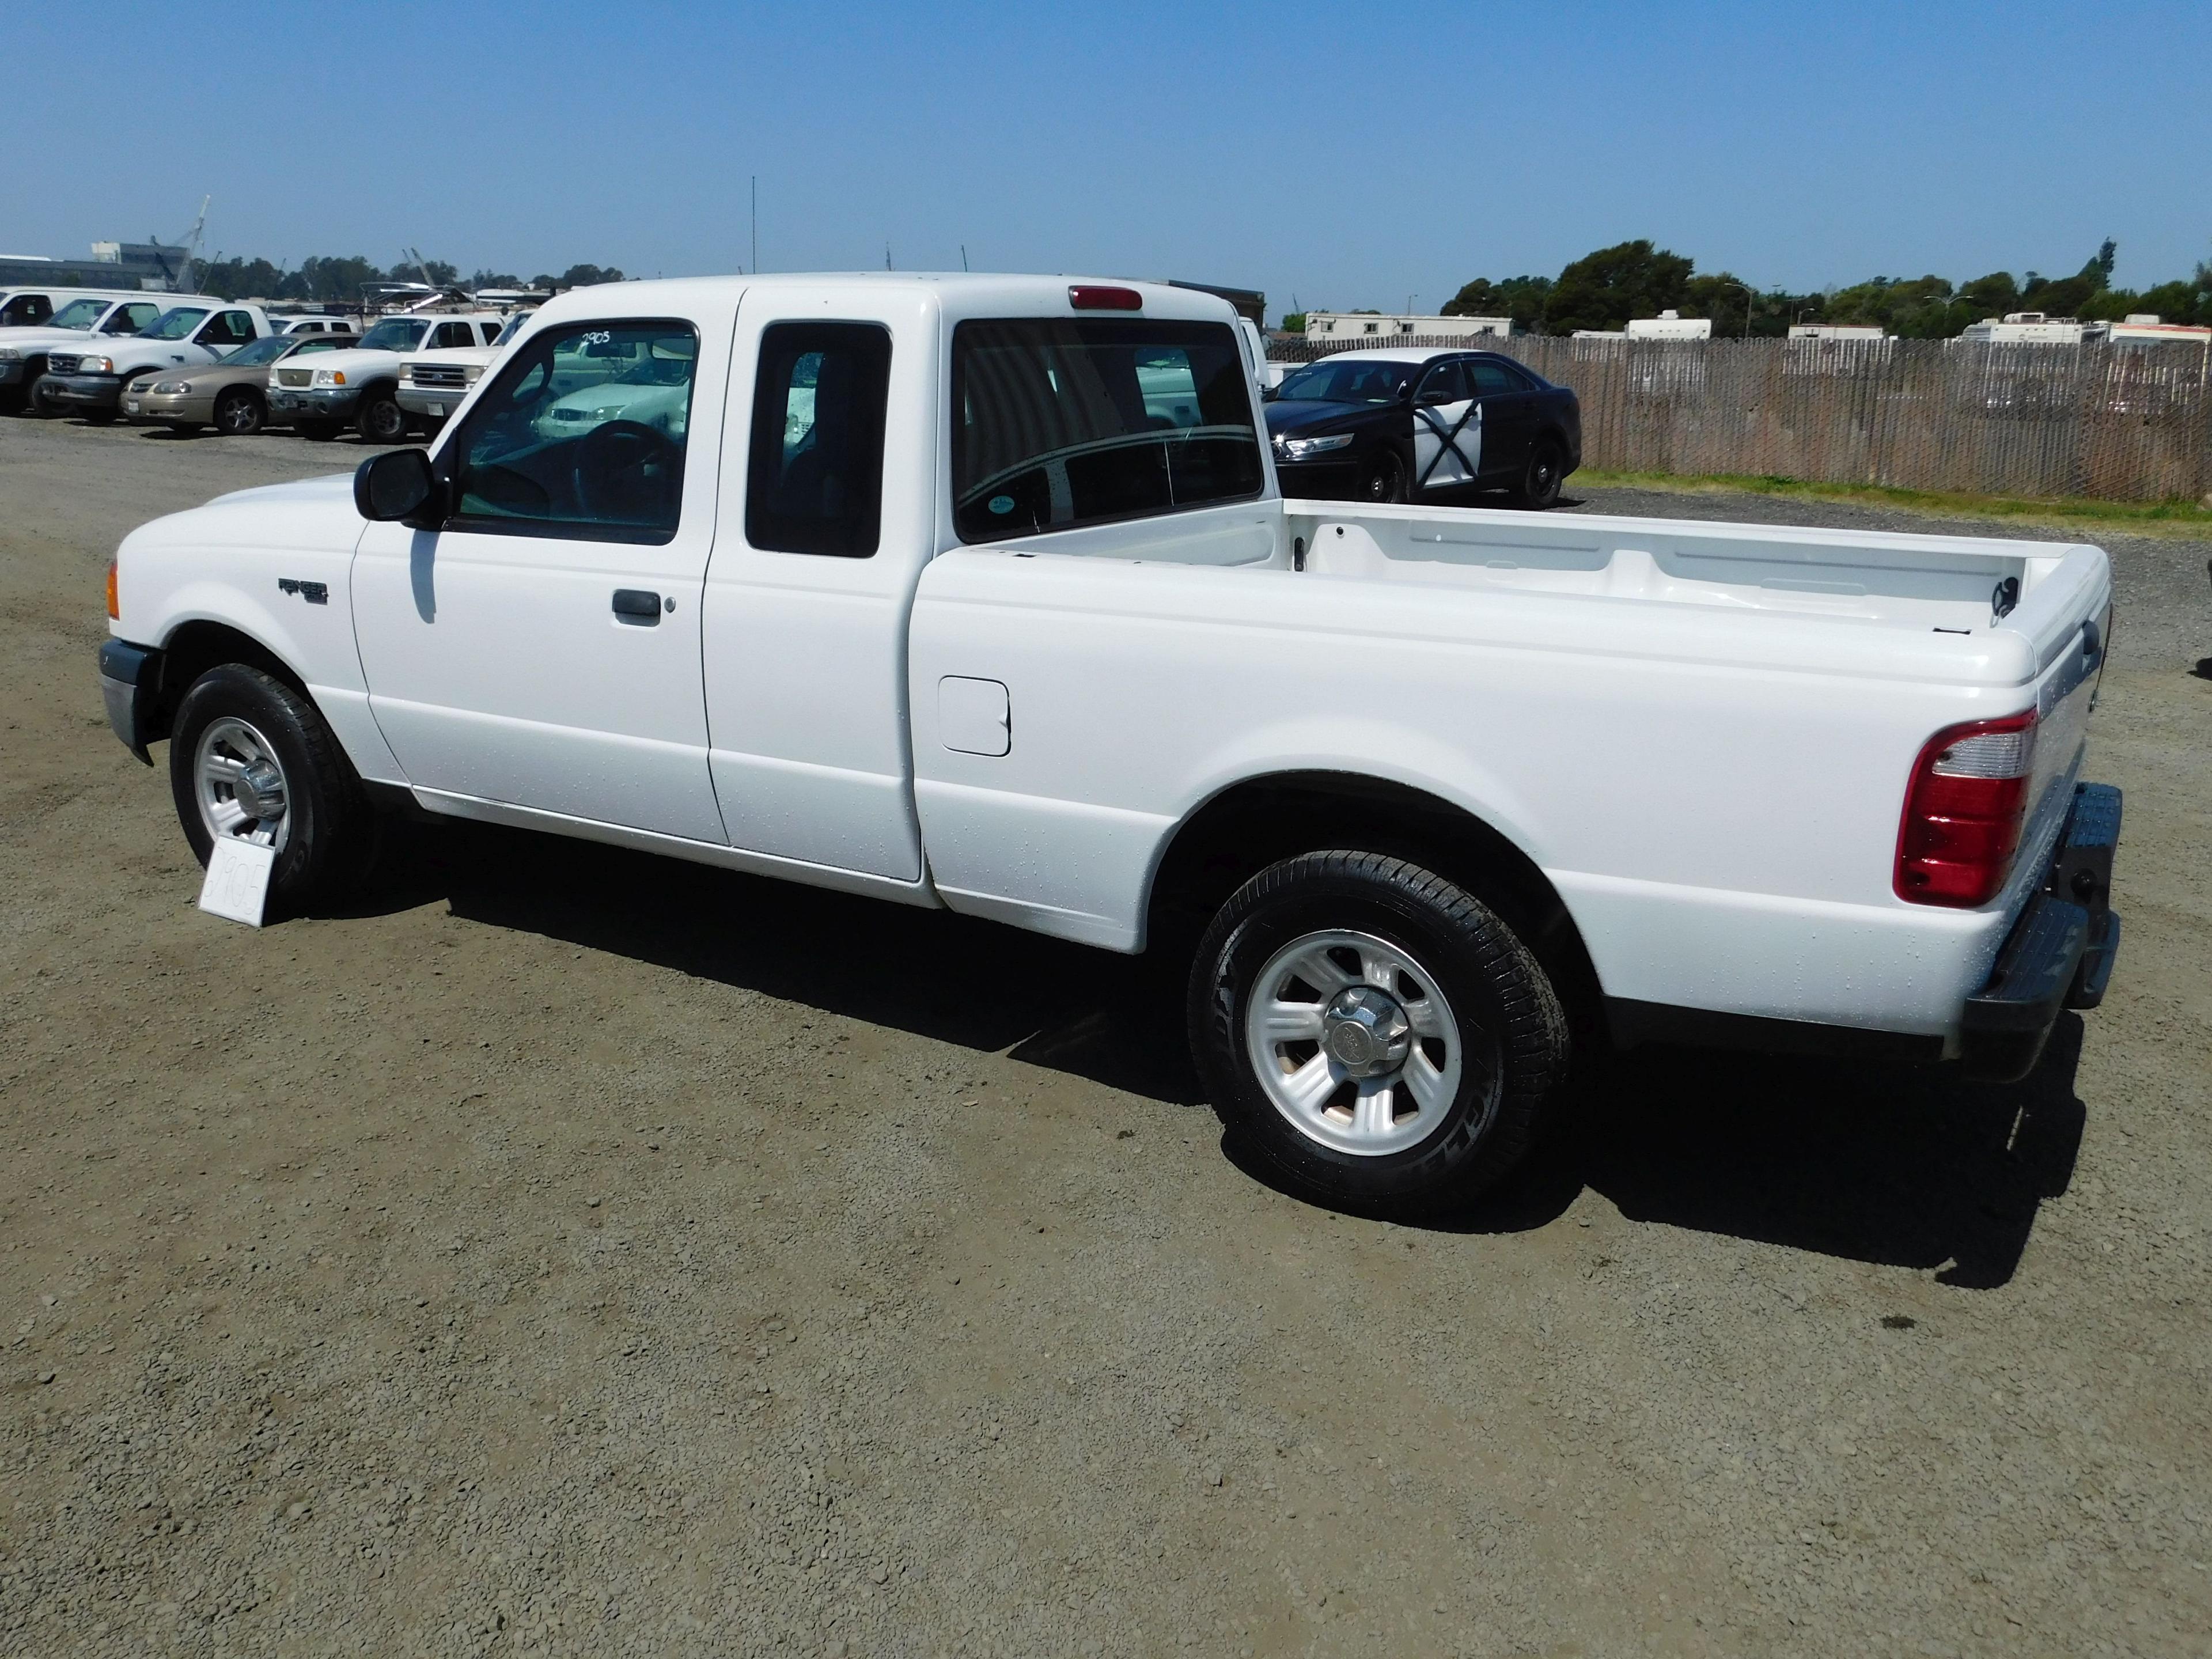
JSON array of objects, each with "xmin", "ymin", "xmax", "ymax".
[{"xmin": 697, "ymin": 282, "xmax": 935, "ymax": 883}]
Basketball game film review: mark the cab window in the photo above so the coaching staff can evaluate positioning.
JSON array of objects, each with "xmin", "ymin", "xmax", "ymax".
[
  {"xmin": 112, "ymin": 304, "xmax": 161, "ymax": 334},
  {"xmin": 449, "ymin": 319, "xmax": 699, "ymax": 544},
  {"xmin": 0, "ymin": 293, "xmax": 52, "ymax": 325},
  {"xmin": 431, "ymin": 320, "xmax": 475, "ymax": 349},
  {"xmin": 198, "ymin": 310, "xmax": 255, "ymax": 346},
  {"xmin": 951, "ymin": 318, "xmax": 1263, "ymax": 542},
  {"xmin": 745, "ymin": 321, "xmax": 892, "ymax": 558}
]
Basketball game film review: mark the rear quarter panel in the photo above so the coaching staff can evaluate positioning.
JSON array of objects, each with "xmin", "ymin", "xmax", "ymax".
[{"xmin": 908, "ymin": 543, "xmax": 2096, "ymax": 1037}]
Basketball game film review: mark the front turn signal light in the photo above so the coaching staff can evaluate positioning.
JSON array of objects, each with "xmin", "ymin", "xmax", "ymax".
[{"xmin": 105, "ymin": 558, "xmax": 119, "ymax": 620}]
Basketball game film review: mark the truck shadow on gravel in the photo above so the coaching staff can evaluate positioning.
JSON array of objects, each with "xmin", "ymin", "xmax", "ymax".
[
  {"xmin": 1457, "ymin": 1029, "xmax": 2088, "ymax": 1289},
  {"xmin": 354, "ymin": 821, "xmax": 2082, "ymax": 1289}
]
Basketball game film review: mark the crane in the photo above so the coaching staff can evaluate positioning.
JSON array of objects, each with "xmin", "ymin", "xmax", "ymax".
[{"xmin": 146, "ymin": 195, "xmax": 211, "ymax": 292}]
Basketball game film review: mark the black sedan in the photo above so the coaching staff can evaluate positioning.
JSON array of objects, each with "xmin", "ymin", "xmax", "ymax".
[{"xmin": 1264, "ymin": 349, "xmax": 1581, "ymax": 507}]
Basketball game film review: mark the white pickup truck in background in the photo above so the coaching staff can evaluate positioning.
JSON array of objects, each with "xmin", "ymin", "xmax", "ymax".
[
  {"xmin": 266, "ymin": 310, "xmax": 506, "ymax": 442},
  {"xmin": 96, "ymin": 274, "xmax": 2123, "ymax": 1210},
  {"xmin": 396, "ymin": 311, "xmax": 527, "ymax": 427}
]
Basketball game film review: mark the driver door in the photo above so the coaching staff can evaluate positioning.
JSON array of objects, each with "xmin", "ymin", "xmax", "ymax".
[
  {"xmin": 1409, "ymin": 358, "xmax": 1479, "ymax": 489},
  {"xmin": 350, "ymin": 307, "xmax": 736, "ymax": 843}
]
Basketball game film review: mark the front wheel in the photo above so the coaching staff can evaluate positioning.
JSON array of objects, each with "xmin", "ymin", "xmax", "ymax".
[
  {"xmin": 357, "ymin": 392, "xmax": 407, "ymax": 444},
  {"xmin": 213, "ymin": 387, "xmax": 264, "ymax": 435},
  {"xmin": 168, "ymin": 665, "xmax": 376, "ymax": 915},
  {"xmin": 1515, "ymin": 438, "xmax": 1567, "ymax": 509},
  {"xmin": 1359, "ymin": 450, "xmax": 1407, "ymax": 504},
  {"xmin": 1188, "ymin": 851, "xmax": 1568, "ymax": 1211}
]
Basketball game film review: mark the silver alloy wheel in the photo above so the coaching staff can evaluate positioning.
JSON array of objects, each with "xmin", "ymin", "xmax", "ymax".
[
  {"xmin": 217, "ymin": 391, "xmax": 256, "ymax": 434},
  {"xmin": 1243, "ymin": 929, "xmax": 1485, "ymax": 1157},
  {"xmin": 193, "ymin": 715, "xmax": 291, "ymax": 853}
]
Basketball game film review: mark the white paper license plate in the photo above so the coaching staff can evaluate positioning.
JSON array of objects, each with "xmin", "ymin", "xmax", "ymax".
[
  {"xmin": 125, "ymin": 400, "xmax": 139, "ymax": 412},
  {"xmin": 427, "ymin": 402, "xmax": 444, "ymax": 417}
]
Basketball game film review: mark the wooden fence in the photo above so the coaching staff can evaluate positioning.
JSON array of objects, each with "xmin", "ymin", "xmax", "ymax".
[{"xmin": 1270, "ymin": 334, "xmax": 2212, "ymax": 502}]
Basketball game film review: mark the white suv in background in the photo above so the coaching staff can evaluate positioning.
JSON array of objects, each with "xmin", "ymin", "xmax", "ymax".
[{"xmin": 396, "ymin": 310, "xmax": 528, "ymax": 427}]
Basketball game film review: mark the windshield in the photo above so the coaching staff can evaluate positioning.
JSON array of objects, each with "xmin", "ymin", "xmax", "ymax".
[
  {"xmin": 142, "ymin": 308, "xmax": 211, "ymax": 342},
  {"xmin": 221, "ymin": 336, "xmax": 296, "ymax": 366},
  {"xmin": 493, "ymin": 313, "xmax": 527, "ymax": 345},
  {"xmin": 48, "ymin": 299, "xmax": 108, "ymax": 331},
  {"xmin": 357, "ymin": 317, "xmax": 431, "ymax": 353},
  {"xmin": 1275, "ymin": 359, "xmax": 1413, "ymax": 404}
]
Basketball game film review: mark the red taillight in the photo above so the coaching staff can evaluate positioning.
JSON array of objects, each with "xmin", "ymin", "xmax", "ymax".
[
  {"xmin": 1895, "ymin": 709, "xmax": 2038, "ymax": 907},
  {"xmin": 1068, "ymin": 284, "xmax": 1142, "ymax": 311},
  {"xmin": 105, "ymin": 558, "xmax": 119, "ymax": 620}
]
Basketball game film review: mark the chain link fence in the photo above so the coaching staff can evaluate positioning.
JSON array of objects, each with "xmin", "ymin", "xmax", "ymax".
[{"xmin": 1268, "ymin": 334, "xmax": 2212, "ymax": 502}]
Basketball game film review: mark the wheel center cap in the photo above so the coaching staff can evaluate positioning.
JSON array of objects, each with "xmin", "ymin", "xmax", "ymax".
[
  {"xmin": 1322, "ymin": 986, "xmax": 1411, "ymax": 1078},
  {"xmin": 233, "ymin": 763, "xmax": 286, "ymax": 823}
]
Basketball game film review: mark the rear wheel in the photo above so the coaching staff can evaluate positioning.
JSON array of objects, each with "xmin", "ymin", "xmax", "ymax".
[
  {"xmin": 1360, "ymin": 449, "xmax": 1407, "ymax": 504},
  {"xmin": 1188, "ymin": 850, "xmax": 1569, "ymax": 1211},
  {"xmin": 213, "ymin": 387, "xmax": 264, "ymax": 436},
  {"xmin": 1515, "ymin": 438, "xmax": 1567, "ymax": 509},
  {"xmin": 167, "ymin": 665, "xmax": 376, "ymax": 915},
  {"xmin": 357, "ymin": 391, "xmax": 407, "ymax": 444}
]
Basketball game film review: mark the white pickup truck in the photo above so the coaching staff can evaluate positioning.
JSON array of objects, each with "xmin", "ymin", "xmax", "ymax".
[
  {"xmin": 97, "ymin": 274, "xmax": 2123, "ymax": 1210},
  {"xmin": 266, "ymin": 310, "xmax": 506, "ymax": 442},
  {"xmin": 45, "ymin": 301, "xmax": 279, "ymax": 423}
]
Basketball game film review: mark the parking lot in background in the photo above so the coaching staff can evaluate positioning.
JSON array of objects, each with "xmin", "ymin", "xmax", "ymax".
[{"xmin": 3, "ymin": 416, "xmax": 2207, "ymax": 1656}]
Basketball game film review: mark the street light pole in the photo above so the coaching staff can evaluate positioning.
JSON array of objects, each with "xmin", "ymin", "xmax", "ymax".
[{"xmin": 1717, "ymin": 279, "xmax": 1756, "ymax": 340}]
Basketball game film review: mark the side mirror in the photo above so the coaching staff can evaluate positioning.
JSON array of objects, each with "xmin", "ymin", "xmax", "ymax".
[
  {"xmin": 354, "ymin": 447, "xmax": 438, "ymax": 523},
  {"xmin": 1396, "ymin": 381, "xmax": 1415, "ymax": 402}
]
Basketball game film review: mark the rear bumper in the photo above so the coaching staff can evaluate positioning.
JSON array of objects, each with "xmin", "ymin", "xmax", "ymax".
[
  {"xmin": 99, "ymin": 638, "xmax": 162, "ymax": 765},
  {"xmin": 1957, "ymin": 782, "xmax": 2123, "ymax": 1082}
]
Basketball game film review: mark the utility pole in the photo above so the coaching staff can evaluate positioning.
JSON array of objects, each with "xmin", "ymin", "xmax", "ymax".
[
  {"xmin": 960, "ymin": 244, "xmax": 969, "ymax": 272},
  {"xmin": 750, "ymin": 176, "xmax": 757, "ymax": 275}
]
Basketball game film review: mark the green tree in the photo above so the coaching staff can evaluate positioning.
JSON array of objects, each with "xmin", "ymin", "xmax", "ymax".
[
  {"xmin": 469, "ymin": 269, "xmax": 524, "ymax": 290},
  {"xmin": 290, "ymin": 255, "xmax": 388, "ymax": 301},
  {"xmin": 1544, "ymin": 240, "xmax": 1692, "ymax": 334},
  {"xmin": 1442, "ymin": 274, "xmax": 1553, "ymax": 333},
  {"xmin": 1279, "ymin": 312, "xmax": 1306, "ymax": 332}
]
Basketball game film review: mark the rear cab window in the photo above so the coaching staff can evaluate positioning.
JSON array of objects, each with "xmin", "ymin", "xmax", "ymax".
[{"xmin": 951, "ymin": 317, "xmax": 1262, "ymax": 542}]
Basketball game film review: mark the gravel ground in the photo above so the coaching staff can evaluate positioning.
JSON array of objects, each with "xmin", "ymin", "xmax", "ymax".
[{"xmin": 2, "ymin": 419, "xmax": 2208, "ymax": 1658}]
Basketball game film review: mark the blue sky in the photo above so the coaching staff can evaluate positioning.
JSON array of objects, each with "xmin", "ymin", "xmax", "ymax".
[{"xmin": 4, "ymin": 1, "xmax": 2206, "ymax": 317}]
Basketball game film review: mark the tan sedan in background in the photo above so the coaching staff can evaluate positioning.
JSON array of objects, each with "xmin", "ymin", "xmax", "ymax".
[{"xmin": 122, "ymin": 333, "xmax": 349, "ymax": 436}]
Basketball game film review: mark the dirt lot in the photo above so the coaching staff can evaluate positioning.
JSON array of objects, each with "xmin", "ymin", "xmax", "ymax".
[{"xmin": 3, "ymin": 418, "xmax": 2208, "ymax": 1659}]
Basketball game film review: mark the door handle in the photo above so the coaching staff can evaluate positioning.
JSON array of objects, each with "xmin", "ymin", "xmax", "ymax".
[{"xmin": 612, "ymin": 588, "xmax": 662, "ymax": 624}]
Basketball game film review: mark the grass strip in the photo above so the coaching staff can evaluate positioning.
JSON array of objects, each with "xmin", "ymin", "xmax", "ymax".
[{"xmin": 1574, "ymin": 470, "xmax": 2212, "ymax": 540}]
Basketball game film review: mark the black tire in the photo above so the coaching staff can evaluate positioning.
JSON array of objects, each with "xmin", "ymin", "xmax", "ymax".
[
  {"xmin": 296, "ymin": 419, "xmax": 339, "ymax": 441},
  {"xmin": 1359, "ymin": 449, "xmax": 1407, "ymax": 503},
  {"xmin": 26, "ymin": 373, "xmax": 62, "ymax": 417},
  {"xmin": 357, "ymin": 390, "xmax": 407, "ymax": 444},
  {"xmin": 1515, "ymin": 438, "xmax": 1567, "ymax": 510},
  {"xmin": 213, "ymin": 387, "xmax": 265, "ymax": 436},
  {"xmin": 167, "ymin": 664, "xmax": 376, "ymax": 916},
  {"xmin": 1188, "ymin": 850, "xmax": 1568, "ymax": 1211}
]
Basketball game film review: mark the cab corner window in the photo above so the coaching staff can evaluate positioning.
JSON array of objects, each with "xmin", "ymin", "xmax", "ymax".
[
  {"xmin": 745, "ymin": 321, "xmax": 892, "ymax": 558},
  {"xmin": 450, "ymin": 319, "xmax": 699, "ymax": 544},
  {"xmin": 951, "ymin": 318, "xmax": 1262, "ymax": 542}
]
